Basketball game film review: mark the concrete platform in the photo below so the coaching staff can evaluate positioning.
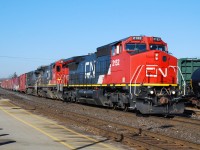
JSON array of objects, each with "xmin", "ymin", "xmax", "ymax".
[{"xmin": 0, "ymin": 99, "xmax": 127, "ymax": 150}]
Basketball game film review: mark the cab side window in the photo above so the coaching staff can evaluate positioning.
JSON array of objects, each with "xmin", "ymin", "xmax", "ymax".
[
  {"xmin": 56, "ymin": 66, "xmax": 61, "ymax": 72},
  {"xmin": 112, "ymin": 46, "xmax": 115, "ymax": 56},
  {"xmin": 112, "ymin": 44, "xmax": 122, "ymax": 56},
  {"xmin": 119, "ymin": 45, "xmax": 122, "ymax": 53}
]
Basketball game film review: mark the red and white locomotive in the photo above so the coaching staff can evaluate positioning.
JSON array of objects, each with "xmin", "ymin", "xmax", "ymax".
[{"xmin": 1, "ymin": 36, "xmax": 185, "ymax": 114}]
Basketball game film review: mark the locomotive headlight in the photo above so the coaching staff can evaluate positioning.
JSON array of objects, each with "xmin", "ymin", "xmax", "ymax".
[
  {"xmin": 172, "ymin": 91, "xmax": 176, "ymax": 95},
  {"xmin": 149, "ymin": 90, "xmax": 154, "ymax": 94}
]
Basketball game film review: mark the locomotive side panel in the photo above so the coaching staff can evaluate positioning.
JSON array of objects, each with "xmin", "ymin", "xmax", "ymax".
[
  {"xmin": 26, "ymin": 71, "xmax": 37, "ymax": 87},
  {"xmin": 41, "ymin": 66, "xmax": 52, "ymax": 85},
  {"xmin": 95, "ymin": 55, "xmax": 110, "ymax": 84},
  {"xmin": 68, "ymin": 54, "xmax": 110, "ymax": 85},
  {"xmin": 35, "ymin": 66, "xmax": 52, "ymax": 86}
]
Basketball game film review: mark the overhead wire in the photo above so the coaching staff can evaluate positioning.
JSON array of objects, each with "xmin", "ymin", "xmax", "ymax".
[
  {"xmin": 0, "ymin": 55, "xmax": 54, "ymax": 60},
  {"xmin": 0, "ymin": 55, "xmax": 57, "ymax": 62}
]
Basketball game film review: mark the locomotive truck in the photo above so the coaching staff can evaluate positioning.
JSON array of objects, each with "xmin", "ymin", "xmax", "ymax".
[{"xmin": 1, "ymin": 36, "xmax": 185, "ymax": 114}]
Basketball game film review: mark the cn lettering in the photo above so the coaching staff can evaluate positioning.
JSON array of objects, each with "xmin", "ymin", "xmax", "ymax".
[
  {"xmin": 146, "ymin": 65, "xmax": 167, "ymax": 78},
  {"xmin": 85, "ymin": 61, "xmax": 95, "ymax": 79}
]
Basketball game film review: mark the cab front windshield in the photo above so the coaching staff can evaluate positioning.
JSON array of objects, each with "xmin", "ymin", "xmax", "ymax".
[
  {"xmin": 126, "ymin": 43, "xmax": 146, "ymax": 51},
  {"xmin": 150, "ymin": 44, "xmax": 166, "ymax": 51}
]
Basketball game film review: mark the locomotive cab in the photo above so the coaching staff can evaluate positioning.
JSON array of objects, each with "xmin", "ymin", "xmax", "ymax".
[{"xmin": 111, "ymin": 36, "xmax": 168, "ymax": 55}]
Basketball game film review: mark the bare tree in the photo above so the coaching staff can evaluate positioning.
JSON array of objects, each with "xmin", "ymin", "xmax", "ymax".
[{"xmin": 9, "ymin": 72, "xmax": 18, "ymax": 78}]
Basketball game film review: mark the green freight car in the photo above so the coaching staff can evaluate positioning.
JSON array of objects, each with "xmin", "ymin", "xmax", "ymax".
[{"xmin": 178, "ymin": 58, "xmax": 200, "ymax": 94}]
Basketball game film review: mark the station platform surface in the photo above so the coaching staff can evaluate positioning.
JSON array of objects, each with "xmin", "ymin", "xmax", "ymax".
[{"xmin": 0, "ymin": 99, "xmax": 127, "ymax": 150}]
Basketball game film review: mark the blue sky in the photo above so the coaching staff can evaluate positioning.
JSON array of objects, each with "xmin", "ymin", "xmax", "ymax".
[{"xmin": 0, "ymin": 0, "xmax": 199, "ymax": 78}]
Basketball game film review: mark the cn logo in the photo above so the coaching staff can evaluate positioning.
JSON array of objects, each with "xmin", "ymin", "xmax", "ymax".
[
  {"xmin": 85, "ymin": 61, "xmax": 95, "ymax": 79},
  {"xmin": 146, "ymin": 65, "xmax": 167, "ymax": 78}
]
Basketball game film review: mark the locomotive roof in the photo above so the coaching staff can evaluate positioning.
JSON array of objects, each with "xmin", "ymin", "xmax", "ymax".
[
  {"xmin": 110, "ymin": 37, "xmax": 129, "ymax": 46},
  {"xmin": 50, "ymin": 55, "xmax": 85, "ymax": 66},
  {"xmin": 97, "ymin": 37, "xmax": 129, "ymax": 50},
  {"xmin": 37, "ymin": 65, "xmax": 49, "ymax": 70},
  {"xmin": 97, "ymin": 36, "xmax": 162, "ymax": 49},
  {"xmin": 63, "ymin": 55, "xmax": 84, "ymax": 62}
]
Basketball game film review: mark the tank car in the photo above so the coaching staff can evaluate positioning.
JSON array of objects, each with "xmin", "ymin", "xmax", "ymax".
[
  {"xmin": 191, "ymin": 68, "xmax": 200, "ymax": 100},
  {"xmin": 191, "ymin": 68, "xmax": 200, "ymax": 107}
]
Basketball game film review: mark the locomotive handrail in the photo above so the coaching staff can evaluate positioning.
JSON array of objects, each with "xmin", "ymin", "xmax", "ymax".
[
  {"xmin": 134, "ymin": 65, "xmax": 145, "ymax": 95},
  {"xmin": 169, "ymin": 65, "xmax": 186, "ymax": 95},
  {"xmin": 177, "ymin": 66, "xmax": 186, "ymax": 95},
  {"xmin": 129, "ymin": 65, "xmax": 144, "ymax": 99}
]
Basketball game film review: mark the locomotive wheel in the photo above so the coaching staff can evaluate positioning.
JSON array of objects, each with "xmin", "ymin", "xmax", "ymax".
[
  {"xmin": 196, "ymin": 101, "xmax": 200, "ymax": 109},
  {"xmin": 135, "ymin": 110, "xmax": 142, "ymax": 117},
  {"xmin": 63, "ymin": 98, "xmax": 68, "ymax": 102},
  {"xmin": 68, "ymin": 97, "xmax": 71, "ymax": 102},
  {"xmin": 107, "ymin": 99, "xmax": 113, "ymax": 108},
  {"xmin": 123, "ymin": 105, "xmax": 128, "ymax": 112},
  {"xmin": 71, "ymin": 96, "xmax": 77, "ymax": 103},
  {"xmin": 113, "ymin": 103, "xmax": 117, "ymax": 110}
]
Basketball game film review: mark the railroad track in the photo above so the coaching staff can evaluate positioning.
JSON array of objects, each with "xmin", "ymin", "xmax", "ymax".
[
  {"xmin": 104, "ymin": 106, "xmax": 200, "ymax": 128},
  {"xmin": 185, "ymin": 107, "xmax": 200, "ymax": 116},
  {"xmin": 171, "ymin": 116, "xmax": 200, "ymax": 126},
  {"xmin": 57, "ymin": 109, "xmax": 200, "ymax": 150},
  {"xmin": 142, "ymin": 114, "xmax": 200, "ymax": 128},
  {"xmin": 96, "ymin": 106, "xmax": 200, "ymax": 128}
]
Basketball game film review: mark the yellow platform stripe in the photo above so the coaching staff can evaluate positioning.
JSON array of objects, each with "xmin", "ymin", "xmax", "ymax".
[
  {"xmin": 0, "ymin": 103, "xmax": 75, "ymax": 149},
  {"xmin": 6, "ymin": 101, "xmax": 116, "ymax": 150}
]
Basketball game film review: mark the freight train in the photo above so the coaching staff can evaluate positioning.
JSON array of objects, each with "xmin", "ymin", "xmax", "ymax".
[{"xmin": 1, "ymin": 36, "xmax": 186, "ymax": 114}]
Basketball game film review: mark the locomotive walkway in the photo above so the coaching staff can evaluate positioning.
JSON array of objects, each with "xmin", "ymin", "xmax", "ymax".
[{"xmin": 0, "ymin": 99, "xmax": 124, "ymax": 150}]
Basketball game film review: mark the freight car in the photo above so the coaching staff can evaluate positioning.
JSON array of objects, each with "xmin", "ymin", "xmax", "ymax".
[
  {"xmin": 178, "ymin": 58, "xmax": 200, "ymax": 94},
  {"xmin": 1, "ymin": 79, "xmax": 13, "ymax": 90},
  {"xmin": 177, "ymin": 58, "xmax": 200, "ymax": 107},
  {"xmin": 1, "ymin": 36, "xmax": 186, "ymax": 115}
]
